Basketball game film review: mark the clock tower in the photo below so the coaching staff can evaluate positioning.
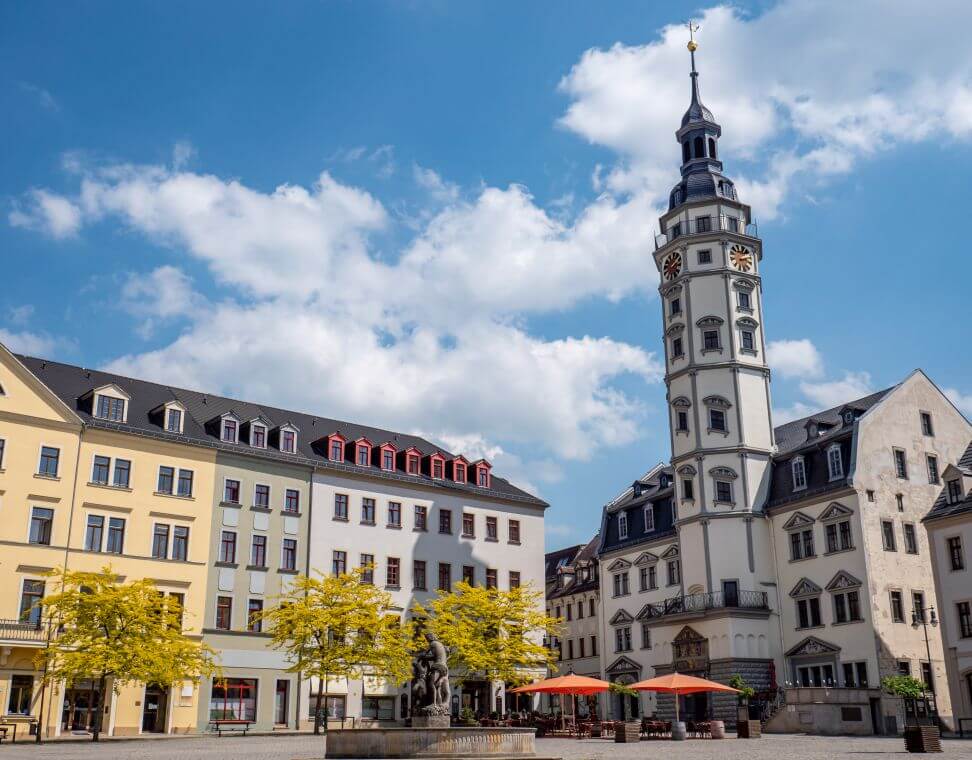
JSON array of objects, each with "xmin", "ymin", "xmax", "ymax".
[{"xmin": 653, "ymin": 30, "xmax": 776, "ymax": 614}]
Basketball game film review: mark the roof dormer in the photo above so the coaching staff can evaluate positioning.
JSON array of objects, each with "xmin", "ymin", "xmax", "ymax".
[
  {"xmin": 378, "ymin": 442, "xmax": 398, "ymax": 471},
  {"xmin": 90, "ymin": 383, "xmax": 130, "ymax": 423},
  {"xmin": 326, "ymin": 432, "xmax": 347, "ymax": 463},
  {"xmin": 217, "ymin": 412, "xmax": 241, "ymax": 444},
  {"xmin": 399, "ymin": 446, "xmax": 422, "ymax": 476},
  {"xmin": 151, "ymin": 400, "xmax": 186, "ymax": 434},
  {"xmin": 244, "ymin": 416, "xmax": 272, "ymax": 449},
  {"xmin": 352, "ymin": 437, "xmax": 374, "ymax": 467},
  {"xmin": 274, "ymin": 422, "xmax": 299, "ymax": 454},
  {"xmin": 473, "ymin": 459, "xmax": 492, "ymax": 489},
  {"xmin": 943, "ymin": 463, "xmax": 972, "ymax": 504},
  {"xmin": 449, "ymin": 455, "xmax": 469, "ymax": 484}
]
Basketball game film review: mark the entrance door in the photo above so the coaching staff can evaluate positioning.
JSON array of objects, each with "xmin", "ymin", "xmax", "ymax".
[
  {"xmin": 62, "ymin": 686, "xmax": 100, "ymax": 732},
  {"xmin": 722, "ymin": 580, "xmax": 739, "ymax": 608},
  {"xmin": 275, "ymin": 680, "xmax": 289, "ymax": 726},
  {"xmin": 869, "ymin": 697, "xmax": 882, "ymax": 735},
  {"xmin": 142, "ymin": 686, "xmax": 167, "ymax": 732}
]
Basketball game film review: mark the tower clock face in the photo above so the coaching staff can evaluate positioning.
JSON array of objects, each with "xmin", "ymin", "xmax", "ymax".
[
  {"xmin": 729, "ymin": 244, "xmax": 753, "ymax": 272},
  {"xmin": 663, "ymin": 252, "xmax": 682, "ymax": 280}
]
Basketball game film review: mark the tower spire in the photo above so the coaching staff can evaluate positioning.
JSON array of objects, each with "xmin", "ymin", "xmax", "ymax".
[{"xmin": 686, "ymin": 20, "xmax": 702, "ymax": 112}]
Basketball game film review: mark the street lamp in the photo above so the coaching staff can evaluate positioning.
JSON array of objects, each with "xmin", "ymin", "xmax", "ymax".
[{"xmin": 911, "ymin": 605, "xmax": 939, "ymax": 718}]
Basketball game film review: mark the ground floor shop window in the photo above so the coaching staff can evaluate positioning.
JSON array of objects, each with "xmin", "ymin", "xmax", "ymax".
[
  {"xmin": 210, "ymin": 678, "xmax": 257, "ymax": 721},
  {"xmin": 8, "ymin": 675, "xmax": 33, "ymax": 714},
  {"xmin": 362, "ymin": 696, "xmax": 395, "ymax": 720},
  {"xmin": 308, "ymin": 694, "xmax": 346, "ymax": 720}
]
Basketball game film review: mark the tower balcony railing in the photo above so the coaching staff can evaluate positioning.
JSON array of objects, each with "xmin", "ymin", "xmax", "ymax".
[
  {"xmin": 655, "ymin": 214, "xmax": 759, "ymax": 250},
  {"xmin": 640, "ymin": 589, "xmax": 768, "ymax": 618},
  {"xmin": 0, "ymin": 618, "xmax": 50, "ymax": 644}
]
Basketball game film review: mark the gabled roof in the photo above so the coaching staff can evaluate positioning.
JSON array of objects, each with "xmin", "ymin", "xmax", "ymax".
[
  {"xmin": 925, "ymin": 441, "xmax": 972, "ymax": 523},
  {"xmin": 772, "ymin": 388, "xmax": 894, "ymax": 457}
]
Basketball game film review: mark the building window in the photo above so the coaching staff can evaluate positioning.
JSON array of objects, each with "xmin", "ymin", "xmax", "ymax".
[
  {"xmin": 439, "ymin": 509, "xmax": 452, "ymax": 534},
  {"xmin": 485, "ymin": 515, "xmax": 498, "ymax": 540},
  {"xmin": 91, "ymin": 455, "xmax": 110, "ymax": 485},
  {"xmin": 682, "ymin": 478, "xmax": 694, "ymax": 500},
  {"xmin": 0, "ymin": 438, "xmax": 5, "ymax": 469},
  {"xmin": 334, "ymin": 494, "xmax": 348, "ymax": 520},
  {"xmin": 825, "ymin": 520, "xmax": 853, "ymax": 553},
  {"xmin": 251, "ymin": 535, "xmax": 267, "ymax": 568},
  {"xmin": 19, "ymin": 580, "xmax": 44, "ymax": 624},
  {"xmin": 796, "ymin": 597, "xmax": 822, "ymax": 629},
  {"xmin": 920, "ymin": 412, "xmax": 934, "ymax": 436},
  {"xmin": 280, "ymin": 429, "xmax": 296, "ymax": 454},
  {"xmin": 897, "ymin": 493, "xmax": 905, "ymax": 512},
  {"xmin": 509, "ymin": 519, "xmax": 521, "ymax": 543},
  {"xmin": 454, "ymin": 462, "xmax": 467, "ymax": 482},
  {"xmin": 670, "ymin": 297, "xmax": 681, "ymax": 316},
  {"xmin": 461, "ymin": 513, "xmax": 475, "ymax": 538},
  {"xmin": 172, "ymin": 526, "xmax": 189, "ymax": 561},
  {"xmin": 485, "ymin": 568, "xmax": 498, "ymax": 589},
  {"xmin": 177, "ymin": 469, "xmax": 193, "ymax": 497},
  {"xmin": 897, "ymin": 660, "xmax": 912, "ymax": 676},
  {"xmin": 737, "ymin": 290, "xmax": 751, "ymax": 310},
  {"xmin": 224, "ymin": 479, "xmax": 240, "ymax": 503},
  {"xmin": 709, "ymin": 409, "xmax": 727, "ymax": 433},
  {"xmin": 926, "ymin": 454, "xmax": 940, "ymax": 484},
  {"xmin": 386, "ymin": 501, "xmax": 401, "ymax": 528},
  {"xmin": 281, "ymin": 539, "xmax": 297, "ymax": 571},
  {"xmin": 618, "ymin": 512, "xmax": 628, "ymax": 539},
  {"xmin": 357, "ymin": 444, "xmax": 370, "ymax": 466},
  {"xmin": 703, "ymin": 330, "xmax": 720, "ymax": 351},
  {"xmin": 462, "ymin": 565, "xmax": 475, "ymax": 586},
  {"xmin": 890, "ymin": 590, "xmax": 905, "ymax": 623},
  {"xmin": 284, "ymin": 489, "xmax": 300, "ymax": 513},
  {"xmin": 432, "ymin": 458, "xmax": 444, "ymax": 479},
  {"xmin": 386, "ymin": 557, "xmax": 400, "ymax": 587},
  {"xmin": 948, "ymin": 536, "xmax": 965, "ymax": 570},
  {"xmin": 948, "ymin": 479, "xmax": 964, "ymax": 503},
  {"xmin": 921, "ymin": 661, "xmax": 935, "ymax": 694},
  {"xmin": 697, "ymin": 249, "xmax": 712, "ymax": 264},
  {"xmin": 96, "ymin": 395, "xmax": 126, "ymax": 421},
  {"xmin": 715, "ymin": 480, "xmax": 733, "ymax": 503},
  {"xmin": 867, "ymin": 490, "xmax": 875, "ymax": 502},
  {"xmin": 740, "ymin": 330, "xmax": 755, "ymax": 352},
  {"xmin": 358, "ymin": 553, "xmax": 375, "ymax": 584},
  {"xmin": 413, "ymin": 560, "xmax": 427, "ymax": 590},
  {"xmin": 667, "ymin": 559, "xmax": 680, "ymax": 586},
  {"xmin": 827, "ymin": 445, "xmax": 843, "ymax": 480},
  {"xmin": 219, "ymin": 531, "xmax": 237, "ymax": 564},
  {"xmin": 882, "ymin": 521, "xmax": 897, "ymax": 552},
  {"xmin": 29, "ymin": 506, "xmax": 54, "ymax": 545},
  {"xmin": 414, "ymin": 505, "xmax": 428, "ymax": 531},
  {"xmin": 842, "ymin": 662, "xmax": 869, "ymax": 688},
  {"xmin": 612, "ymin": 572, "xmax": 629, "ymax": 597},
  {"xmin": 438, "ymin": 562, "xmax": 451, "ymax": 592},
  {"xmin": 676, "ymin": 411, "xmax": 689, "ymax": 432},
  {"xmin": 361, "ymin": 498, "xmax": 376, "ymax": 524},
  {"xmin": 833, "ymin": 590, "xmax": 862, "ymax": 623},
  {"xmin": 510, "ymin": 571, "xmax": 521, "ymax": 589},
  {"xmin": 38, "ymin": 446, "xmax": 59, "ymax": 477},
  {"xmin": 381, "ymin": 449, "xmax": 395, "ymax": 470},
  {"xmin": 157, "ymin": 466, "xmax": 174, "ymax": 494},
  {"xmin": 246, "ymin": 599, "xmax": 263, "ymax": 632},
  {"xmin": 113, "ymin": 458, "xmax": 131, "ymax": 488},
  {"xmin": 913, "ymin": 591, "xmax": 926, "ymax": 620},
  {"xmin": 614, "ymin": 626, "xmax": 632, "ymax": 652},
  {"xmin": 152, "ymin": 524, "xmax": 170, "ymax": 559},
  {"xmin": 893, "ymin": 448, "xmax": 908, "ymax": 479},
  {"xmin": 254, "ymin": 484, "xmax": 270, "ymax": 508},
  {"xmin": 106, "ymin": 518, "xmax": 128, "ymax": 554},
  {"xmin": 330, "ymin": 439, "xmax": 344, "ymax": 462},
  {"xmin": 643, "ymin": 507, "xmax": 654, "ymax": 532},
  {"xmin": 221, "ymin": 419, "xmax": 238, "ymax": 443},
  {"xmin": 332, "ymin": 550, "xmax": 347, "ymax": 575},
  {"xmin": 408, "ymin": 454, "xmax": 421, "ymax": 475},
  {"xmin": 84, "ymin": 515, "xmax": 104, "ymax": 552},
  {"xmin": 695, "ymin": 215, "xmax": 712, "ymax": 233},
  {"xmin": 477, "ymin": 465, "xmax": 489, "ymax": 487},
  {"xmin": 7, "ymin": 674, "xmax": 34, "ymax": 715},
  {"xmin": 791, "ymin": 457, "xmax": 807, "ymax": 490},
  {"xmin": 672, "ymin": 337, "xmax": 684, "ymax": 358},
  {"xmin": 790, "ymin": 529, "xmax": 815, "ymax": 561},
  {"xmin": 361, "ymin": 696, "xmax": 395, "ymax": 720},
  {"xmin": 165, "ymin": 407, "xmax": 182, "ymax": 433},
  {"xmin": 639, "ymin": 565, "xmax": 657, "ymax": 591},
  {"xmin": 215, "ymin": 596, "xmax": 232, "ymax": 630},
  {"xmin": 250, "ymin": 424, "xmax": 266, "ymax": 448},
  {"xmin": 903, "ymin": 523, "xmax": 918, "ymax": 554},
  {"xmin": 957, "ymin": 602, "xmax": 972, "ymax": 639}
]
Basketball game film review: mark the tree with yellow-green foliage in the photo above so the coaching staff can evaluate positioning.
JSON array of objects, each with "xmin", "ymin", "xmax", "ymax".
[
  {"xmin": 257, "ymin": 568, "xmax": 414, "ymax": 734},
  {"xmin": 414, "ymin": 581, "xmax": 560, "ymax": 689},
  {"xmin": 34, "ymin": 567, "xmax": 218, "ymax": 742}
]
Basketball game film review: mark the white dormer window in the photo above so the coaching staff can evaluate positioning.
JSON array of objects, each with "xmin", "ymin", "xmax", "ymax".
[
  {"xmin": 947, "ymin": 479, "xmax": 962, "ymax": 503},
  {"xmin": 221, "ymin": 417, "xmax": 239, "ymax": 443},
  {"xmin": 618, "ymin": 511, "xmax": 628, "ymax": 540},
  {"xmin": 792, "ymin": 456, "xmax": 807, "ymax": 491},
  {"xmin": 166, "ymin": 407, "xmax": 182, "ymax": 433},
  {"xmin": 251, "ymin": 424, "xmax": 267, "ymax": 448},
  {"xmin": 827, "ymin": 444, "xmax": 843, "ymax": 481},
  {"xmin": 643, "ymin": 506, "xmax": 654, "ymax": 532},
  {"xmin": 93, "ymin": 385, "xmax": 130, "ymax": 423},
  {"xmin": 280, "ymin": 428, "xmax": 296, "ymax": 454}
]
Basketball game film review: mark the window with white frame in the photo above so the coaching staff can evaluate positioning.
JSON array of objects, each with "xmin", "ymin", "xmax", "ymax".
[
  {"xmin": 165, "ymin": 406, "xmax": 183, "ymax": 433},
  {"xmin": 95, "ymin": 394, "xmax": 127, "ymax": 422},
  {"xmin": 827, "ymin": 445, "xmax": 844, "ymax": 480},
  {"xmin": 926, "ymin": 454, "xmax": 939, "ymax": 484},
  {"xmin": 614, "ymin": 626, "xmax": 632, "ymax": 652},
  {"xmin": 643, "ymin": 506, "xmax": 654, "ymax": 532},
  {"xmin": 618, "ymin": 511, "xmax": 628, "ymax": 539},
  {"xmin": 612, "ymin": 572, "xmax": 630, "ymax": 597},
  {"xmin": 250, "ymin": 424, "xmax": 267, "ymax": 448},
  {"xmin": 715, "ymin": 479, "xmax": 733, "ymax": 503},
  {"xmin": 280, "ymin": 428, "xmax": 296, "ymax": 454},
  {"xmin": 221, "ymin": 417, "xmax": 239, "ymax": 443},
  {"xmin": 792, "ymin": 456, "xmax": 807, "ymax": 490}
]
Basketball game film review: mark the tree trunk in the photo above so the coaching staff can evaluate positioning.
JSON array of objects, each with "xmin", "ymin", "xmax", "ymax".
[
  {"xmin": 314, "ymin": 683, "xmax": 325, "ymax": 735},
  {"xmin": 92, "ymin": 673, "xmax": 107, "ymax": 742}
]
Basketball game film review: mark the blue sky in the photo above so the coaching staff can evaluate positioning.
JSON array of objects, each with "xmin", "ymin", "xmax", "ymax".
[{"xmin": 3, "ymin": 1, "xmax": 971, "ymax": 547}]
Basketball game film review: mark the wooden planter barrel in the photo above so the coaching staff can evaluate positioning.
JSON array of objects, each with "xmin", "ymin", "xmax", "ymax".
[{"xmin": 904, "ymin": 726, "xmax": 942, "ymax": 753}]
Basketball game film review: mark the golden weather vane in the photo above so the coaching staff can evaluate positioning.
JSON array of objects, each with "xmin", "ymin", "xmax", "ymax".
[{"xmin": 686, "ymin": 20, "xmax": 700, "ymax": 71}]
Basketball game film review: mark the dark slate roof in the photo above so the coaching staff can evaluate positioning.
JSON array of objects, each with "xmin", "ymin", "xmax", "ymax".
[
  {"xmin": 681, "ymin": 72, "xmax": 715, "ymax": 129},
  {"xmin": 546, "ymin": 534, "xmax": 600, "ymax": 601},
  {"xmin": 925, "ymin": 442, "xmax": 972, "ymax": 522},
  {"xmin": 16, "ymin": 354, "xmax": 546, "ymax": 507},
  {"xmin": 772, "ymin": 388, "xmax": 893, "ymax": 457},
  {"xmin": 598, "ymin": 465, "xmax": 677, "ymax": 556},
  {"xmin": 544, "ymin": 544, "xmax": 583, "ymax": 582}
]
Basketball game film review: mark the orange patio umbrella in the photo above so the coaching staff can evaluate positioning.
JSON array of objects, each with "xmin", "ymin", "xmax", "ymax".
[
  {"xmin": 510, "ymin": 673, "xmax": 611, "ymax": 729},
  {"xmin": 630, "ymin": 672, "xmax": 739, "ymax": 724}
]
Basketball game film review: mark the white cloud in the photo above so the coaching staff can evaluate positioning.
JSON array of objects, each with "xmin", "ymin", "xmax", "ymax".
[
  {"xmin": 0, "ymin": 328, "xmax": 71, "ymax": 358},
  {"xmin": 120, "ymin": 266, "xmax": 207, "ymax": 337},
  {"xmin": 8, "ymin": 305, "xmax": 35, "ymax": 326},
  {"xmin": 558, "ymin": 1, "xmax": 972, "ymax": 219},
  {"xmin": 767, "ymin": 338, "xmax": 824, "ymax": 379},
  {"xmin": 9, "ymin": 189, "xmax": 82, "ymax": 238},
  {"xmin": 798, "ymin": 371, "xmax": 874, "ymax": 411},
  {"xmin": 945, "ymin": 388, "xmax": 972, "ymax": 418}
]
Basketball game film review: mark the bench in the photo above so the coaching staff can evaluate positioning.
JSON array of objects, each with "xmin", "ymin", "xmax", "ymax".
[{"xmin": 209, "ymin": 719, "xmax": 253, "ymax": 736}]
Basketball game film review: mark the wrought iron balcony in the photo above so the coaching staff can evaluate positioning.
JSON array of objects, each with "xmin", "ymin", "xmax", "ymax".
[
  {"xmin": 0, "ymin": 618, "xmax": 49, "ymax": 644},
  {"xmin": 640, "ymin": 589, "xmax": 768, "ymax": 619},
  {"xmin": 655, "ymin": 214, "xmax": 759, "ymax": 250}
]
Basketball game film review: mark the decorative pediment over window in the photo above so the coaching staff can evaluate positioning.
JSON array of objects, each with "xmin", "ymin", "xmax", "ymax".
[
  {"xmin": 661, "ymin": 544, "xmax": 680, "ymax": 559},
  {"xmin": 782, "ymin": 511, "xmax": 815, "ymax": 531},
  {"xmin": 671, "ymin": 396, "xmax": 692, "ymax": 409},
  {"xmin": 819, "ymin": 501, "xmax": 853, "ymax": 522},
  {"xmin": 605, "ymin": 655, "xmax": 642, "ymax": 675},
  {"xmin": 696, "ymin": 315, "xmax": 725, "ymax": 328},
  {"xmin": 677, "ymin": 464, "xmax": 697, "ymax": 476},
  {"xmin": 606, "ymin": 558, "xmax": 631, "ymax": 571},
  {"xmin": 732, "ymin": 278, "xmax": 756, "ymax": 291},
  {"xmin": 789, "ymin": 577, "xmax": 823, "ymax": 598},
  {"xmin": 609, "ymin": 609, "xmax": 634, "ymax": 625},
  {"xmin": 785, "ymin": 636, "xmax": 840, "ymax": 657},
  {"xmin": 666, "ymin": 323, "xmax": 685, "ymax": 337},
  {"xmin": 702, "ymin": 395, "xmax": 732, "ymax": 409},
  {"xmin": 633, "ymin": 551, "xmax": 659, "ymax": 566},
  {"xmin": 708, "ymin": 466, "xmax": 738, "ymax": 480},
  {"xmin": 825, "ymin": 570, "xmax": 862, "ymax": 591},
  {"xmin": 737, "ymin": 317, "xmax": 759, "ymax": 329},
  {"xmin": 673, "ymin": 625, "xmax": 705, "ymax": 644},
  {"xmin": 661, "ymin": 283, "xmax": 683, "ymax": 298}
]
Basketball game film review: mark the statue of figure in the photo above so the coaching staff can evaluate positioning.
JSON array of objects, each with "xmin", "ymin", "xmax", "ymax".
[{"xmin": 411, "ymin": 631, "xmax": 451, "ymax": 717}]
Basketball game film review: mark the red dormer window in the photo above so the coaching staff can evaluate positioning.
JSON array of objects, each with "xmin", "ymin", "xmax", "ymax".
[
  {"xmin": 451, "ymin": 456, "xmax": 469, "ymax": 484},
  {"xmin": 474, "ymin": 460, "xmax": 491, "ymax": 489},
  {"xmin": 400, "ymin": 447, "xmax": 422, "ymax": 475},
  {"xmin": 380, "ymin": 443, "xmax": 397, "ymax": 471},
  {"xmin": 327, "ymin": 434, "xmax": 346, "ymax": 463},
  {"xmin": 356, "ymin": 441, "xmax": 372, "ymax": 467},
  {"xmin": 408, "ymin": 454, "xmax": 420, "ymax": 474},
  {"xmin": 429, "ymin": 453, "xmax": 446, "ymax": 480}
]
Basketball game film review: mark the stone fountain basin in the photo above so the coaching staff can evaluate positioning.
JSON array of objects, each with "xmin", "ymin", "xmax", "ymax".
[{"xmin": 324, "ymin": 726, "xmax": 558, "ymax": 759}]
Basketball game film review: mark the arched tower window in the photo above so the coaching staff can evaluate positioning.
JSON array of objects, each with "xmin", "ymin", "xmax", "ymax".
[
  {"xmin": 693, "ymin": 136, "xmax": 705, "ymax": 159},
  {"xmin": 682, "ymin": 141, "xmax": 690, "ymax": 164},
  {"xmin": 708, "ymin": 137, "xmax": 716, "ymax": 158}
]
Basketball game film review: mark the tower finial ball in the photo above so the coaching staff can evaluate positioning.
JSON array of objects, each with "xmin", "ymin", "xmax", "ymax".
[{"xmin": 687, "ymin": 40, "xmax": 698, "ymax": 52}]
